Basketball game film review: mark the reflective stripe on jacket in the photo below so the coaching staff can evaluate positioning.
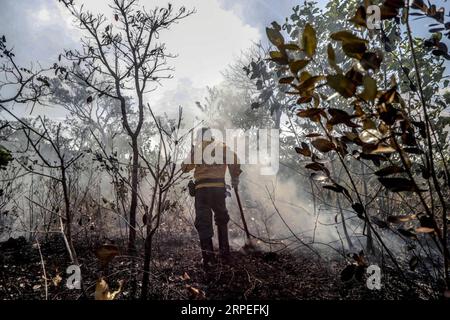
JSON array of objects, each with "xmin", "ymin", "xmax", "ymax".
[{"xmin": 181, "ymin": 140, "xmax": 241, "ymax": 189}]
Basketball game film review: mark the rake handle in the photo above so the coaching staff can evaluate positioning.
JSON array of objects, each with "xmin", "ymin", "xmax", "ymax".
[{"xmin": 234, "ymin": 188, "xmax": 251, "ymax": 240}]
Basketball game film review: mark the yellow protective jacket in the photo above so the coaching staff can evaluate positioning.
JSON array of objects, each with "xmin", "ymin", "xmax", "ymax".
[{"xmin": 181, "ymin": 140, "xmax": 242, "ymax": 189}]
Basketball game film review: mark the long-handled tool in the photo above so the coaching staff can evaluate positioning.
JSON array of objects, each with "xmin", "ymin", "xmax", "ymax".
[
  {"xmin": 234, "ymin": 188, "xmax": 251, "ymax": 240},
  {"xmin": 234, "ymin": 188, "xmax": 259, "ymax": 253}
]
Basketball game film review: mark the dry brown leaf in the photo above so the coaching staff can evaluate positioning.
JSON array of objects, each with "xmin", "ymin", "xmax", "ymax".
[
  {"xmin": 415, "ymin": 227, "xmax": 435, "ymax": 234},
  {"xmin": 95, "ymin": 244, "xmax": 119, "ymax": 267},
  {"xmin": 180, "ymin": 272, "xmax": 191, "ymax": 281},
  {"xmin": 327, "ymin": 74, "xmax": 357, "ymax": 98},
  {"xmin": 52, "ymin": 274, "xmax": 62, "ymax": 287},
  {"xmin": 444, "ymin": 290, "xmax": 450, "ymax": 298},
  {"xmin": 311, "ymin": 138, "xmax": 336, "ymax": 153},
  {"xmin": 359, "ymin": 76, "xmax": 377, "ymax": 101},
  {"xmin": 186, "ymin": 285, "xmax": 206, "ymax": 300},
  {"xmin": 95, "ymin": 278, "xmax": 123, "ymax": 300}
]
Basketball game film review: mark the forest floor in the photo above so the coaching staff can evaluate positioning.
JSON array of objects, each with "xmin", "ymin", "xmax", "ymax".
[{"xmin": 0, "ymin": 232, "xmax": 434, "ymax": 300}]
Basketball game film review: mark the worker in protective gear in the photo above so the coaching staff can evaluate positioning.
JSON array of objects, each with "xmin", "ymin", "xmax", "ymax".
[{"xmin": 181, "ymin": 128, "xmax": 241, "ymax": 269}]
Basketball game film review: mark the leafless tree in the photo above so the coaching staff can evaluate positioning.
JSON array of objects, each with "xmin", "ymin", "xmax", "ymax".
[
  {"xmin": 58, "ymin": 0, "xmax": 194, "ymax": 253},
  {"xmin": 139, "ymin": 105, "xmax": 187, "ymax": 299},
  {"xmin": 0, "ymin": 36, "xmax": 50, "ymax": 107},
  {"xmin": 4, "ymin": 114, "xmax": 83, "ymax": 264}
]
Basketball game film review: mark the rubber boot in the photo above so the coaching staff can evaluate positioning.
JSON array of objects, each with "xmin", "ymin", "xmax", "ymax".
[
  {"xmin": 200, "ymin": 238, "xmax": 215, "ymax": 270},
  {"xmin": 217, "ymin": 224, "xmax": 231, "ymax": 264}
]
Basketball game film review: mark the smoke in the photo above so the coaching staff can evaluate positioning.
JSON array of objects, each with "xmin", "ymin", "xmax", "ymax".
[
  {"xmin": 224, "ymin": 164, "xmax": 344, "ymax": 253},
  {"xmin": 156, "ymin": 68, "xmax": 348, "ymax": 256}
]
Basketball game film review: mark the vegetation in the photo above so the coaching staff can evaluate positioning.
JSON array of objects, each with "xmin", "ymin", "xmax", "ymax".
[
  {"xmin": 0, "ymin": 0, "xmax": 449, "ymax": 300},
  {"xmin": 257, "ymin": 0, "xmax": 450, "ymax": 296}
]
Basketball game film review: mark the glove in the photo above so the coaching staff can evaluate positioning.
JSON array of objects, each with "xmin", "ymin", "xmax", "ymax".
[{"xmin": 231, "ymin": 177, "xmax": 239, "ymax": 189}]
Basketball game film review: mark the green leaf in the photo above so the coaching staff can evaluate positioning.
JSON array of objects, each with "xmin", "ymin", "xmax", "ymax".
[
  {"xmin": 327, "ymin": 44, "xmax": 341, "ymax": 73},
  {"xmin": 289, "ymin": 60, "xmax": 309, "ymax": 75},
  {"xmin": 342, "ymin": 41, "xmax": 367, "ymax": 60},
  {"xmin": 361, "ymin": 52, "xmax": 383, "ymax": 71},
  {"xmin": 327, "ymin": 74, "xmax": 356, "ymax": 98},
  {"xmin": 297, "ymin": 75, "xmax": 326, "ymax": 93},
  {"xmin": 282, "ymin": 43, "xmax": 301, "ymax": 50},
  {"xmin": 266, "ymin": 27, "xmax": 285, "ymax": 47},
  {"xmin": 302, "ymin": 23, "xmax": 317, "ymax": 58},
  {"xmin": 349, "ymin": 6, "xmax": 367, "ymax": 28},
  {"xmin": 269, "ymin": 51, "xmax": 284, "ymax": 59},
  {"xmin": 359, "ymin": 76, "xmax": 378, "ymax": 101},
  {"xmin": 380, "ymin": 4, "xmax": 400, "ymax": 20},
  {"xmin": 269, "ymin": 51, "xmax": 288, "ymax": 65},
  {"xmin": 327, "ymin": 43, "xmax": 335, "ymax": 62},
  {"xmin": 331, "ymin": 31, "xmax": 368, "ymax": 44},
  {"xmin": 312, "ymin": 138, "xmax": 336, "ymax": 153},
  {"xmin": 271, "ymin": 21, "xmax": 282, "ymax": 31}
]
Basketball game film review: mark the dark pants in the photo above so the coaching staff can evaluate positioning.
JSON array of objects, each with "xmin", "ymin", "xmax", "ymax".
[{"xmin": 194, "ymin": 187, "xmax": 229, "ymax": 240}]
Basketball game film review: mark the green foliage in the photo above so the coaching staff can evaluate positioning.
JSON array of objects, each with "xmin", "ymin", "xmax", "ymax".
[{"xmin": 257, "ymin": 0, "xmax": 450, "ymax": 295}]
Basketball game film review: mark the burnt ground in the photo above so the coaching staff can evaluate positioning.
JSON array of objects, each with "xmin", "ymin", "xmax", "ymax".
[{"xmin": 0, "ymin": 233, "xmax": 435, "ymax": 300}]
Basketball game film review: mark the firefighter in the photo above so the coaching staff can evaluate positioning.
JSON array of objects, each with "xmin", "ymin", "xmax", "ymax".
[{"xmin": 181, "ymin": 128, "xmax": 241, "ymax": 269}]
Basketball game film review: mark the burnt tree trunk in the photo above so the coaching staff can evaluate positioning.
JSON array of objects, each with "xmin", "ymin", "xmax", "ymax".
[
  {"xmin": 61, "ymin": 166, "xmax": 78, "ymax": 265},
  {"xmin": 128, "ymin": 137, "xmax": 139, "ymax": 254}
]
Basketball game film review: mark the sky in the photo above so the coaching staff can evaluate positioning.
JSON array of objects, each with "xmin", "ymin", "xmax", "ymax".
[{"xmin": 0, "ymin": 0, "xmax": 307, "ymax": 118}]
